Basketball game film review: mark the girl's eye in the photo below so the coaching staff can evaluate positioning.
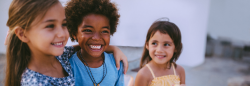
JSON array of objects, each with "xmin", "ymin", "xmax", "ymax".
[
  {"xmin": 83, "ymin": 29, "xmax": 92, "ymax": 32},
  {"xmin": 164, "ymin": 44, "xmax": 170, "ymax": 46},
  {"xmin": 45, "ymin": 24, "xmax": 54, "ymax": 28},
  {"xmin": 152, "ymin": 43, "xmax": 157, "ymax": 45}
]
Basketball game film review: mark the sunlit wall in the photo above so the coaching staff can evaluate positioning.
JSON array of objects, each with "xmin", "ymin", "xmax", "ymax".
[
  {"xmin": 207, "ymin": 0, "xmax": 250, "ymax": 42},
  {"xmin": 0, "ymin": 0, "xmax": 12, "ymax": 53},
  {"xmin": 0, "ymin": 0, "xmax": 210, "ymax": 67},
  {"xmin": 66, "ymin": 0, "xmax": 210, "ymax": 67}
]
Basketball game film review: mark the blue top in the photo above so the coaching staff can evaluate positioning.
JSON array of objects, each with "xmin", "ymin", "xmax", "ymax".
[
  {"xmin": 69, "ymin": 52, "xmax": 124, "ymax": 86},
  {"xmin": 21, "ymin": 46, "xmax": 75, "ymax": 86}
]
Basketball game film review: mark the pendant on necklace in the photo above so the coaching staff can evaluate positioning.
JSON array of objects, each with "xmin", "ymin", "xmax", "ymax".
[
  {"xmin": 94, "ymin": 83, "xmax": 96, "ymax": 86},
  {"xmin": 97, "ymin": 84, "xmax": 100, "ymax": 86}
]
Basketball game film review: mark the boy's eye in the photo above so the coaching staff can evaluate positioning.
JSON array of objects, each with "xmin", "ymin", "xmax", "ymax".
[
  {"xmin": 62, "ymin": 23, "xmax": 67, "ymax": 27},
  {"xmin": 164, "ymin": 44, "xmax": 170, "ymax": 46},
  {"xmin": 102, "ymin": 30, "xmax": 109, "ymax": 33},
  {"xmin": 83, "ymin": 29, "xmax": 92, "ymax": 32},
  {"xmin": 152, "ymin": 43, "xmax": 157, "ymax": 45},
  {"xmin": 46, "ymin": 24, "xmax": 54, "ymax": 28}
]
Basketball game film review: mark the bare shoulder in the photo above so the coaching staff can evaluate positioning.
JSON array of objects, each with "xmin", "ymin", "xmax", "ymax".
[
  {"xmin": 176, "ymin": 64, "xmax": 185, "ymax": 74},
  {"xmin": 175, "ymin": 64, "xmax": 186, "ymax": 84},
  {"xmin": 134, "ymin": 66, "xmax": 152, "ymax": 86},
  {"xmin": 137, "ymin": 65, "xmax": 152, "ymax": 77}
]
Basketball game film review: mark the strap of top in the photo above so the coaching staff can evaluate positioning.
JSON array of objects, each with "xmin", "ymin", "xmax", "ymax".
[
  {"xmin": 172, "ymin": 63, "xmax": 176, "ymax": 76},
  {"xmin": 146, "ymin": 64, "xmax": 155, "ymax": 78}
]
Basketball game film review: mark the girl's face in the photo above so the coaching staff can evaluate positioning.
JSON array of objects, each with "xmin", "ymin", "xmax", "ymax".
[
  {"xmin": 25, "ymin": 3, "xmax": 69, "ymax": 56},
  {"xmin": 76, "ymin": 14, "xmax": 110, "ymax": 58},
  {"xmin": 146, "ymin": 31, "xmax": 175, "ymax": 65}
]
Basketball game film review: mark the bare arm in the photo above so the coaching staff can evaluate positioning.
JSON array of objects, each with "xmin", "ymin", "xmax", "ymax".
[{"xmin": 72, "ymin": 45, "xmax": 81, "ymax": 51}]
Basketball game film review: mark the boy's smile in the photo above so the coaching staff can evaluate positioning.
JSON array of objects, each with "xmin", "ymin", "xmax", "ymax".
[{"xmin": 76, "ymin": 14, "xmax": 110, "ymax": 59}]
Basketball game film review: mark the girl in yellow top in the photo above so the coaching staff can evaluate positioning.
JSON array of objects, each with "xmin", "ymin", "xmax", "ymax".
[{"xmin": 135, "ymin": 18, "xmax": 186, "ymax": 86}]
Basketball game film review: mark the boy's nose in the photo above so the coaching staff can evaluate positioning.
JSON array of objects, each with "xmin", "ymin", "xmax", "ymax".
[{"xmin": 92, "ymin": 33, "xmax": 101, "ymax": 40}]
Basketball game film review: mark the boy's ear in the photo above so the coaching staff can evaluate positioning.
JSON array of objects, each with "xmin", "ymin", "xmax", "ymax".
[
  {"xmin": 73, "ymin": 35, "xmax": 77, "ymax": 41},
  {"xmin": 14, "ymin": 26, "xmax": 29, "ymax": 43}
]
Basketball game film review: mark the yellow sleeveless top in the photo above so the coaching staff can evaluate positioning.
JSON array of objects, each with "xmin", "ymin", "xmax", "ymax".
[{"xmin": 146, "ymin": 63, "xmax": 180, "ymax": 86}]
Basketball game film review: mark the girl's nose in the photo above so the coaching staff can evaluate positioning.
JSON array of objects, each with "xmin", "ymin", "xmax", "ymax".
[
  {"xmin": 56, "ymin": 26, "xmax": 67, "ymax": 38},
  {"xmin": 156, "ymin": 45, "xmax": 164, "ymax": 53}
]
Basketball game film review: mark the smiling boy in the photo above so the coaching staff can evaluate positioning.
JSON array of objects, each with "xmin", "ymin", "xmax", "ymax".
[{"xmin": 65, "ymin": 0, "xmax": 124, "ymax": 86}]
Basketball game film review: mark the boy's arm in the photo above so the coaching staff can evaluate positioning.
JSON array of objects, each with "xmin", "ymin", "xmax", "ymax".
[
  {"xmin": 72, "ymin": 45, "xmax": 81, "ymax": 51},
  {"xmin": 106, "ymin": 45, "xmax": 128, "ymax": 74}
]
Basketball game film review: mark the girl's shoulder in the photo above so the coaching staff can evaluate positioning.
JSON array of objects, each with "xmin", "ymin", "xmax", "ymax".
[
  {"xmin": 59, "ymin": 46, "xmax": 75, "ymax": 59},
  {"xmin": 136, "ymin": 65, "xmax": 153, "ymax": 81},
  {"xmin": 174, "ymin": 64, "xmax": 185, "ymax": 75},
  {"xmin": 174, "ymin": 64, "xmax": 186, "ymax": 84},
  {"xmin": 63, "ymin": 46, "xmax": 75, "ymax": 54},
  {"xmin": 134, "ymin": 65, "xmax": 153, "ymax": 86},
  {"xmin": 21, "ymin": 68, "xmax": 75, "ymax": 85}
]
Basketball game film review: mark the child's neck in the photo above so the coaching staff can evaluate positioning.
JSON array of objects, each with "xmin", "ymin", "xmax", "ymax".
[
  {"xmin": 28, "ymin": 52, "xmax": 59, "ymax": 72},
  {"xmin": 28, "ymin": 52, "xmax": 68, "ymax": 78},
  {"xmin": 150, "ymin": 61, "xmax": 170, "ymax": 70},
  {"xmin": 78, "ymin": 50, "xmax": 104, "ymax": 68}
]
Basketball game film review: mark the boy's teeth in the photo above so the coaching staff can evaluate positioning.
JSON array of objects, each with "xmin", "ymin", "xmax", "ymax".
[{"xmin": 90, "ymin": 45, "xmax": 101, "ymax": 49}]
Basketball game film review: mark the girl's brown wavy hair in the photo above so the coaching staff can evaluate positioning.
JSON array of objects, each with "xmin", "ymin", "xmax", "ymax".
[
  {"xmin": 140, "ymin": 19, "xmax": 183, "ymax": 69},
  {"xmin": 5, "ymin": 0, "xmax": 59, "ymax": 85}
]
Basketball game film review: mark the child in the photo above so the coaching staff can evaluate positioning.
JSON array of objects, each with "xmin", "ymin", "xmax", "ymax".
[
  {"xmin": 65, "ymin": 0, "xmax": 124, "ymax": 86},
  {"xmin": 5, "ymin": 0, "xmax": 127, "ymax": 85},
  {"xmin": 134, "ymin": 18, "xmax": 186, "ymax": 86}
]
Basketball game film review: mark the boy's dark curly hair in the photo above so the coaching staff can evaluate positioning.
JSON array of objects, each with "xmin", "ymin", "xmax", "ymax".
[{"xmin": 65, "ymin": 0, "xmax": 120, "ymax": 41}]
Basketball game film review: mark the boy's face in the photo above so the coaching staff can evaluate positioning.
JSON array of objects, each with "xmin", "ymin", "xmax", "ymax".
[{"xmin": 76, "ymin": 14, "xmax": 110, "ymax": 58}]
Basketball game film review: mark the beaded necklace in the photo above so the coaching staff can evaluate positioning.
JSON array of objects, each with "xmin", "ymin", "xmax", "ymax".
[{"xmin": 78, "ymin": 50, "xmax": 107, "ymax": 86}]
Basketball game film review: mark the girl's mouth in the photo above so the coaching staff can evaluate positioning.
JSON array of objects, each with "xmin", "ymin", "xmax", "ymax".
[
  {"xmin": 51, "ymin": 42, "xmax": 63, "ymax": 47},
  {"xmin": 155, "ymin": 55, "xmax": 166, "ymax": 59}
]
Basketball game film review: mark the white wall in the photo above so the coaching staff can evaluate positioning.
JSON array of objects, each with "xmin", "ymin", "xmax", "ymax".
[
  {"xmin": 112, "ymin": 0, "xmax": 210, "ymax": 67},
  {"xmin": 1, "ymin": 0, "xmax": 210, "ymax": 67},
  {"xmin": 67, "ymin": 0, "xmax": 210, "ymax": 67},
  {"xmin": 207, "ymin": 0, "xmax": 250, "ymax": 42},
  {"xmin": 0, "ymin": 0, "xmax": 12, "ymax": 53}
]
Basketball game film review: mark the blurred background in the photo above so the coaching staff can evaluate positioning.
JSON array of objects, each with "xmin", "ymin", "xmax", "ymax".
[{"xmin": 0, "ymin": 0, "xmax": 250, "ymax": 86}]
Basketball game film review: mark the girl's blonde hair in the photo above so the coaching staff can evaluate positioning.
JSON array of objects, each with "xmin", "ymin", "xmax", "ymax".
[
  {"xmin": 140, "ymin": 19, "xmax": 183, "ymax": 69},
  {"xmin": 5, "ymin": 0, "xmax": 59, "ymax": 85}
]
